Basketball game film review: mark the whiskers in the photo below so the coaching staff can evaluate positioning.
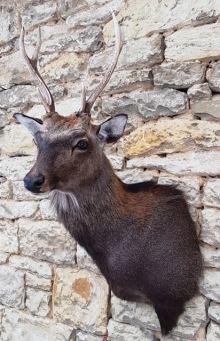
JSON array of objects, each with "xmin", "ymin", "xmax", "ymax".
[{"xmin": 50, "ymin": 190, "xmax": 79, "ymax": 215}]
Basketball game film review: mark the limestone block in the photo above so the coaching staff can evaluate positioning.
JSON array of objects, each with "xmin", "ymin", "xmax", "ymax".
[
  {"xmin": 0, "ymin": 109, "xmax": 8, "ymax": 128},
  {"xmin": 76, "ymin": 331, "xmax": 101, "ymax": 341},
  {"xmin": 26, "ymin": 288, "xmax": 51, "ymax": 317},
  {"xmin": 107, "ymin": 319, "xmax": 154, "ymax": 341},
  {"xmin": 103, "ymin": 0, "xmax": 220, "ymax": 41},
  {"xmin": 200, "ymin": 208, "xmax": 220, "ymax": 247},
  {"xmin": 193, "ymin": 99, "xmax": 220, "ymax": 120},
  {"xmin": 208, "ymin": 302, "xmax": 220, "ymax": 324},
  {"xmin": 199, "ymin": 269, "xmax": 220, "ymax": 302},
  {"xmin": 41, "ymin": 26, "xmax": 103, "ymax": 54},
  {"xmin": 0, "ymin": 220, "xmax": 18, "ymax": 254},
  {"xmin": 207, "ymin": 321, "xmax": 220, "ymax": 341},
  {"xmin": 116, "ymin": 169, "xmax": 158, "ymax": 184},
  {"xmin": 123, "ymin": 119, "xmax": 220, "ymax": 157},
  {"xmin": 13, "ymin": 181, "xmax": 48, "ymax": 201},
  {"xmin": 0, "ymin": 253, "xmax": 8, "ymax": 264},
  {"xmin": 201, "ymin": 247, "xmax": 220, "ymax": 268},
  {"xmin": 188, "ymin": 83, "xmax": 212, "ymax": 101},
  {"xmin": 9, "ymin": 255, "xmax": 53, "ymax": 279},
  {"xmin": 1, "ymin": 308, "xmax": 74, "ymax": 341},
  {"xmin": 0, "ymin": 124, "xmax": 36, "ymax": 157},
  {"xmin": 40, "ymin": 199, "xmax": 57, "ymax": 220},
  {"xmin": 18, "ymin": 218, "xmax": 76, "ymax": 264},
  {"xmin": 0, "ymin": 265, "xmax": 25, "ymax": 309},
  {"xmin": 66, "ymin": 0, "xmax": 125, "ymax": 27},
  {"xmin": 26, "ymin": 273, "xmax": 52, "ymax": 291},
  {"xmin": 60, "ymin": 0, "xmax": 111, "ymax": 19},
  {"xmin": 21, "ymin": 1, "xmax": 57, "ymax": 30},
  {"xmin": 0, "ymin": 156, "xmax": 35, "ymax": 180},
  {"xmin": 53, "ymin": 267, "xmax": 109, "ymax": 334},
  {"xmin": 165, "ymin": 23, "xmax": 220, "ymax": 62},
  {"xmin": 0, "ymin": 10, "xmax": 20, "ymax": 45},
  {"xmin": 153, "ymin": 62, "xmax": 206, "ymax": 89},
  {"xmin": 204, "ymin": 179, "xmax": 220, "ymax": 208},
  {"xmin": 0, "ymin": 85, "xmax": 39, "ymax": 110},
  {"xmin": 102, "ymin": 89, "xmax": 188, "ymax": 120},
  {"xmin": 126, "ymin": 151, "xmax": 220, "ymax": 176},
  {"xmin": 107, "ymin": 155, "xmax": 124, "ymax": 170},
  {"xmin": 0, "ymin": 200, "xmax": 38, "ymax": 219},
  {"xmin": 208, "ymin": 61, "xmax": 220, "ymax": 92},
  {"xmin": 158, "ymin": 175, "xmax": 201, "ymax": 207},
  {"xmin": 0, "ymin": 180, "xmax": 10, "ymax": 199},
  {"xmin": 76, "ymin": 244, "xmax": 100, "ymax": 274}
]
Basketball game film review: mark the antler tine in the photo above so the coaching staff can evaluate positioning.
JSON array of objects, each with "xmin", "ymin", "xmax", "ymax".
[
  {"xmin": 80, "ymin": 82, "xmax": 86, "ymax": 113},
  {"xmin": 20, "ymin": 26, "xmax": 55, "ymax": 114},
  {"xmin": 84, "ymin": 12, "xmax": 124, "ymax": 114}
]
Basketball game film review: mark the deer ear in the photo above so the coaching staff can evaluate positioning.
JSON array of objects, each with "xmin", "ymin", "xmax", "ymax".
[
  {"xmin": 13, "ymin": 113, "xmax": 42, "ymax": 136},
  {"xmin": 97, "ymin": 114, "xmax": 128, "ymax": 143}
]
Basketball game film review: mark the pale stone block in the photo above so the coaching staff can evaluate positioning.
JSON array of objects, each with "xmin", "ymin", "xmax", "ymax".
[
  {"xmin": 40, "ymin": 199, "xmax": 57, "ymax": 220},
  {"xmin": 204, "ymin": 179, "xmax": 220, "ymax": 208},
  {"xmin": 0, "ymin": 156, "xmax": 35, "ymax": 181},
  {"xmin": 207, "ymin": 321, "xmax": 220, "ymax": 341},
  {"xmin": 1, "ymin": 308, "xmax": 74, "ymax": 341},
  {"xmin": 21, "ymin": 1, "xmax": 57, "ymax": 30},
  {"xmin": 18, "ymin": 218, "xmax": 76, "ymax": 264},
  {"xmin": 165, "ymin": 23, "xmax": 220, "ymax": 62},
  {"xmin": 199, "ymin": 269, "xmax": 220, "ymax": 302},
  {"xmin": 193, "ymin": 99, "xmax": 220, "ymax": 120},
  {"xmin": 26, "ymin": 287, "xmax": 51, "ymax": 317},
  {"xmin": 0, "ymin": 265, "xmax": 25, "ymax": 309},
  {"xmin": 0, "ymin": 252, "xmax": 9, "ymax": 264},
  {"xmin": 76, "ymin": 331, "xmax": 102, "ymax": 341},
  {"xmin": 201, "ymin": 246, "xmax": 220, "ymax": 268},
  {"xmin": 107, "ymin": 319, "xmax": 154, "ymax": 341},
  {"xmin": 0, "ymin": 180, "xmax": 10, "ymax": 199},
  {"xmin": 0, "ymin": 85, "xmax": 39, "ymax": 110},
  {"xmin": 208, "ymin": 61, "xmax": 220, "ymax": 92},
  {"xmin": 26, "ymin": 273, "xmax": 52, "ymax": 291},
  {"xmin": 200, "ymin": 208, "xmax": 220, "ymax": 248},
  {"xmin": 116, "ymin": 169, "xmax": 158, "ymax": 184},
  {"xmin": 126, "ymin": 151, "xmax": 220, "ymax": 176},
  {"xmin": 0, "ymin": 109, "xmax": 8, "ymax": 128},
  {"xmin": 76, "ymin": 244, "xmax": 100, "ymax": 274},
  {"xmin": 53, "ymin": 267, "xmax": 109, "ymax": 335},
  {"xmin": 9, "ymin": 255, "xmax": 53, "ymax": 279},
  {"xmin": 188, "ymin": 83, "xmax": 212, "ymax": 101},
  {"xmin": 0, "ymin": 220, "xmax": 18, "ymax": 254},
  {"xmin": 208, "ymin": 302, "xmax": 220, "ymax": 324},
  {"xmin": 0, "ymin": 10, "xmax": 20, "ymax": 44},
  {"xmin": 107, "ymin": 155, "xmax": 124, "ymax": 170},
  {"xmin": 0, "ymin": 200, "xmax": 38, "ymax": 219}
]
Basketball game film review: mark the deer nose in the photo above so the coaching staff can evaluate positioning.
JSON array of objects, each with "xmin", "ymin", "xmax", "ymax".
[{"xmin": 24, "ymin": 174, "xmax": 45, "ymax": 193}]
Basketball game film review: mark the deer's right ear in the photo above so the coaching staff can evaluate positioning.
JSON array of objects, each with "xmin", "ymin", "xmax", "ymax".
[
  {"xmin": 13, "ymin": 113, "xmax": 42, "ymax": 136},
  {"xmin": 97, "ymin": 114, "xmax": 128, "ymax": 143}
]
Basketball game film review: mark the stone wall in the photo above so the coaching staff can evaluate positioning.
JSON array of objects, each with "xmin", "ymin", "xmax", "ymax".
[{"xmin": 0, "ymin": 0, "xmax": 220, "ymax": 340}]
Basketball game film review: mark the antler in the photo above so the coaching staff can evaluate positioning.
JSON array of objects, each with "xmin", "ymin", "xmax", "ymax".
[
  {"xmin": 20, "ymin": 26, "xmax": 55, "ymax": 114},
  {"xmin": 81, "ymin": 12, "xmax": 124, "ymax": 115}
]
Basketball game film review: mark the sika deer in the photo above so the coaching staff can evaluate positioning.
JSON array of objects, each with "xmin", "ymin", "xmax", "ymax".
[{"xmin": 14, "ymin": 14, "xmax": 202, "ymax": 336}]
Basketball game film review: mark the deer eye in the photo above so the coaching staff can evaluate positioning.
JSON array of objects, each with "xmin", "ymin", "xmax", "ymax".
[{"xmin": 75, "ymin": 140, "xmax": 89, "ymax": 150}]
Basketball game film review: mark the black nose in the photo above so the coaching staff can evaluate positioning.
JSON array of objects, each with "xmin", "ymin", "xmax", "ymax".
[{"xmin": 24, "ymin": 174, "xmax": 45, "ymax": 193}]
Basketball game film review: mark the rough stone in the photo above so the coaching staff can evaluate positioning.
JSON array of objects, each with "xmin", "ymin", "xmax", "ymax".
[
  {"xmin": 9, "ymin": 255, "xmax": 53, "ymax": 279},
  {"xmin": 166, "ymin": 23, "xmax": 220, "ymax": 61},
  {"xmin": 208, "ymin": 61, "xmax": 220, "ymax": 92},
  {"xmin": 193, "ymin": 99, "xmax": 220, "ymax": 120},
  {"xmin": 0, "ymin": 220, "xmax": 18, "ymax": 254},
  {"xmin": 0, "ymin": 265, "xmax": 25, "ymax": 309},
  {"xmin": 40, "ymin": 199, "xmax": 57, "ymax": 220},
  {"xmin": 188, "ymin": 83, "xmax": 212, "ymax": 101},
  {"xmin": 53, "ymin": 267, "xmax": 109, "ymax": 335},
  {"xmin": 0, "ymin": 200, "xmax": 38, "ymax": 219},
  {"xmin": 103, "ymin": 0, "xmax": 220, "ymax": 41},
  {"xmin": 201, "ymin": 247, "xmax": 220, "ymax": 269},
  {"xmin": 26, "ymin": 273, "xmax": 52, "ymax": 291},
  {"xmin": 21, "ymin": 1, "xmax": 57, "ymax": 30},
  {"xmin": 208, "ymin": 302, "xmax": 220, "ymax": 324},
  {"xmin": 0, "ymin": 124, "xmax": 36, "ymax": 157},
  {"xmin": 89, "ymin": 34, "xmax": 164, "ymax": 72},
  {"xmin": 116, "ymin": 169, "xmax": 158, "ymax": 184},
  {"xmin": 107, "ymin": 155, "xmax": 124, "ymax": 170},
  {"xmin": 66, "ymin": 0, "xmax": 125, "ymax": 27},
  {"xmin": 0, "ymin": 253, "xmax": 9, "ymax": 265},
  {"xmin": 26, "ymin": 288, "xmax": 51, "ymax": 317},
  {"xmin": 152, "ymin": 62, "xmax": 206, "ymax": 89},
  {"xmin": 199, "ymin": 269, "xmax": 220, "ymax": 302},
  {"xmin": 102, "ymin": 89, "xmax": 188, "ymax": 120},
  {"xmin": 207, "ymin": 321, "xmax": 220, "ymax": 341},
  {"xmin": 1, "ymin": 308, "xmax": 74, "ymax": 341},
  {"xmin": 107, "ymin": 319, "xmax": 154, "ymax": 341},
  {"xmin": 204, "ymin": 179, "xmax": 220, "ymax": 208},
  {"xmin": 158, "ymin": 175, "xmax": 201, "ymax": 207},
  {"xmin": 0, "ymin": 10, "xmax": 20, "ymax": 45},
  {"xmin": 0, "ymin": 180, "xmax": 10, "ymax": 199},
  {"xmin": 76, "ymin": 244, "xmax": 100, "ymax": 274},
  {"xmin": 13, "ymin": 181, "xmax": 48, "ymax": 201},
  {"xmin": 126, "ymin": 151, "xmax": 220, "ymax": 176},
  {"xmin": 18, "ymin": 218, "xmax": 76, "ymax": 264},
  {"xmin": 60, "ymin": 0, "xmax": 89, "ymax": 19},
  {"xmin": 0, "ymin": 156, "xmax": 35, "ymax": 180},
  {"xmin": 0, "ymin": 109, "xmax": 8, "ymax": 128},
  {"xmin": 0, "ymin": 85, "xmax": 39, "ymax": 110},
  {"xmin": 76, "ymin": 331, "xmax": 101, "ymax": 341},
  {"xmin": 200, "ymin": 208, "xmax": 220, "ymax": 247}
]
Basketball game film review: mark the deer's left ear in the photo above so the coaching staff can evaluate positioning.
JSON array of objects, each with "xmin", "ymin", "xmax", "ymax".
[
  {"xmin": 13, "ymin": 113, "xmax": 42, "ymax": 136},
  {"xmin": 97, "ymin": 114, "xmax": 128, "ymax": 143}
]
